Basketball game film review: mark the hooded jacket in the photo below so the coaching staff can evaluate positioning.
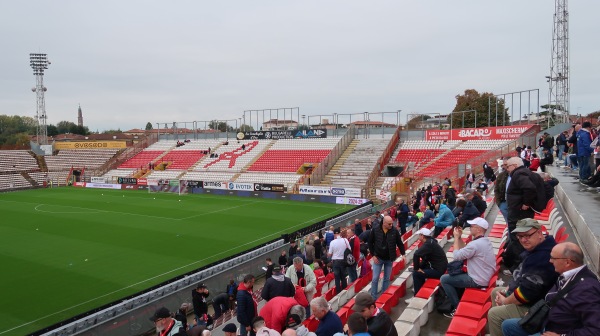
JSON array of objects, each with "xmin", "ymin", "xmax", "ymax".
[
  {"xmin": 434, "ymin": 204, "xmax": 455, "ymax": 228},
  {"xmin": 259, "ymin": 296, "xmax": 302, "ymax": 333},
  {"xmin": 261, "ymin": 274, "xmax": 295, "ymax": 301},
  {"xmin": 236, "ymin": 282, "xmax": 257, "ymax": 327},
  {"xmin": 577, "ymin": 128, "xmax": 594, "ymax": 156}
]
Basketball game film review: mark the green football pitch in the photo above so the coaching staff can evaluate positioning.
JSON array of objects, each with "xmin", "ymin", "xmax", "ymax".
[{"xmin": 0, "ymin": 187, "xmax": 352, "ymax": 335}]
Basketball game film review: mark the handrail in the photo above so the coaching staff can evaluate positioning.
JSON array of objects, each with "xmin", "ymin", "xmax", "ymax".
[
  {"xmin": 309, "ymin": 125, "xmax": 355, "ymax": 185},
  {"xmin": 364, "ymin": 126, "xmax": 401, "ymax": 190}
]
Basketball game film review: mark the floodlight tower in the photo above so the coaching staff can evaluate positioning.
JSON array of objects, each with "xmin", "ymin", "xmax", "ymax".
[
  {"xmin": 547, "ymin": 0, "xmax": 569, "ymax": 124},
  {"xmin": 30, "ymin": 53, "xmax": 50, "ymax": 145}
]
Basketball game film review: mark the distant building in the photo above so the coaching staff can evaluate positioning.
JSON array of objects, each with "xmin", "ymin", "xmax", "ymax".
[
  {"xmin": 348, "ymin": 120, "xmax": 397, "ymax": 129},
  {"xmin": 262, "ymin": 119, "xmax": 298, "ymax": 131}
]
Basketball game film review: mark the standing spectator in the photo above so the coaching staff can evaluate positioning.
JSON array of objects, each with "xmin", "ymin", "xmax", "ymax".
[
  {"xmin": 353, "ymin": 219, "xmax": 363, "ymax": 237},
  {"xmin": 577, "ymin": 121, "xmax": 594, "ymax": 181},
  {"xmin": 310, "ymin": 297, "xmax": 343, "ymax": 336},
  {"xmin": 237, "ymin": 274, "xmax": 258, "ymax": 336},
  {"xmin": 289, "ymin": 241, "xmax": 299, "ymax": 260},
  {"xmin": 487, "ymin": 219, "xmax": 558, "ymax": 336},
  {"xmin": 500, "ymin": 242, "xmax": 600, "ymax": 336},
  {"xmin": 313, "ymin": 234, "xmax": 323, "ymax": 261},
  {"xmin": 368, "ymin": 216, "xmax": 406, "ymax": 299},
  {"xmin": 262, "ymin": 266, "xmax": 295, "ymax": 301},
  {"xmin": 327, "ymin": 228, "xmax": 348, "ymax": 294},
  {"xmin": 432, "ymin": 203, "xmax": 455, "ymax": 238},
  {"xmin": 444, "ymin": 185, "xmax": 457, "ymax": 210},
  {"xmin": 409, "ymin": 228, "xmax": 448, "ymax": 298},
  {"xmin": 475, "ymin": 178, "xmax": 488, "ymax": 196},
  {"xmin": 396, "ymin": 198, "xmax": 410, "ymax": 235},
  {"xmin": 352, "ymin": 292, "xmax": 397, "ymax": 336},
  {"xmin": 212, "ymin": 293, "xmax": 229, "ymax": 320},
  {"xmin": 556, "ymin": 130, "xmax": 568, "ymax": 162},
  {"xmin": 483, "ymin": 162, "xmax": 495, "ymax": 184},
  {"xmin": 150, "ymin": 307, "xmax": 186, "ymax": 336},
  {"xmin": 465, "ymin": 170, "xmax": 475, "ymax": 189},
  {"xmin": 324, "ymin": 226, "xmax": 335, "ymax": 248},
  {"xmin": 265, "ymin": 258, "xmax": 275, "ymax": 279},
  {"xmin": 346, "ymin": 227, "xmax": 360, "ymax": 283},
  {"xmin": 192, "ymin": 283, "xmax": 210, "ymax": 326},
  {"xmin": 567, "ymin": 124, "xmax": 581, "ymax": 168},
  {"xmin": 175, "ymin": 303, "xmax": 191, "ymax": 331},
  {"xmin": 305, "ymin": 239, "xmax": 315, "ymax": 265},
  {"xmin": 440, "ymin": 218, "xmax": 496, "ymax": 317},
  {"xmin": 285, "ymin": 257, "xmax": 317, "ymax": 307},
  {"xmin": 226, "ymin": 279, "xmax": 238, "ymax": 311},
  {"xmin": 494, "ymin": 160, "xmax": 509, "ymax": 222}
]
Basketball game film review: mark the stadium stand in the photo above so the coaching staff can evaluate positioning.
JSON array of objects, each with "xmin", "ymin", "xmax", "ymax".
[
  {"xmin": 0, "ymin": 150, "xmax": 39, "ymax": 172},
  {"xmin": 247, "ymin": 138, "xmax": 340, "ymax": 173},
  {"xmin": 45, "ymin": 149, "xmax": 120, "ymax": 171}
]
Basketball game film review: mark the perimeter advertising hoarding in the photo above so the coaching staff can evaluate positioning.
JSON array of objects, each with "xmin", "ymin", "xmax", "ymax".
[
  {"xmin": 425, "ymin": 125, "xmax": 535, "ymax": 141},
  {"xmin": 299, "ymin": 186, "xmax": 362, "ymax": 197},
  {"xmin": 118, "ymin": 177, "xmax": 137, "ymax": 185},
  {"xmin": 253, "ymin": 183, "xmax": 285, "ymax": 192},
  {"xmin": 236, "ymin": 129, "xmax": 327, "ymax": 140},
  {"xmin": 335, "ymin": 197, "xmax": 369, "ymax": 205},
  {"xmin": 375, "ymin": 189, "xmax": 392, "ymax": 201},
  {"xmin": 227, "ymin": 182, "xmax": 254, "ymax": 191},
  {"xmin": 86, "ymin": 183, "xmax": 122, "ymax": 189},
  {"xmin": 54, "ymin": 141, "xmax": 127, "ymax": 149},
  {"xmin": 202, "ymin": 181, "xmax": 229, "ymax": 190}
]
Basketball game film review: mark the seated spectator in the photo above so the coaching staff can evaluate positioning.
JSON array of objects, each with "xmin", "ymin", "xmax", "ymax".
[
  {"xmin": 475, "ymin": 178, "xmax": 488, "ymax": 195},
  {"xmin": 539, "ymin": 147, "xmax": 554, "ymax": 172},
  {"xmin": 409, "ymin": 228, "xmax": 447, "ymax": 298},
  {"xmin": 284, "ymin": 309, "xmax": 317, "ymax": 336},
  {"xmin": 310, "ymin": 297, "xmax": 343, "ymax": 336},
  {"xmin": 529, "ymin": 153, "xmax": 540, "ymax": 171},
  {"xmin": 539, "ymin": 172, "xmax": 559, "ymax": 200},
  {"xmin": 500, "ymin": 242, "xmax": 600, "ymax": 336},
  {"xmin": 458, "ymin": 200, "xmax": 481, "ymax": 227},
  {"xmin": 466, "ymin": 191, "xmax": 487, "ymax": 215},
  {"xmin": 487, "ymin": 219, "xmax": 558, "ymax": 336},
  {"xmin": 440, "ymin": 218, "xmax": 496, "ymax": 317},
  {"xmin": 252, "ymin": 316, "xmax": 281, "ymax": 336},
  {"xmin": 433, "ymin": 203, "xmax": 455, "ymax": 238},
  {"xmin": 451, "ymin": 199, "xmax": 466, "ymax": 218},
  {"xmin": 581, "ymin": 164, "xmax": 600, "ymax": 187},
  {"xmin": 418, "ymin": 205, "xmax": 435, "ymax": 229}
]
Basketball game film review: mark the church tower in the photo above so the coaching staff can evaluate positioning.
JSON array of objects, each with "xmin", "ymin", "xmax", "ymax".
[{"xmin": 77, "ymin": 104, "xmax": 83, "ymax": 127}]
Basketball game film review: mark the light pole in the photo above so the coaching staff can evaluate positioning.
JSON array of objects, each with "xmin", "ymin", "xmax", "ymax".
[{"xmin": 30, "ymin": 53, "xmax": 50, "ymax": 145}]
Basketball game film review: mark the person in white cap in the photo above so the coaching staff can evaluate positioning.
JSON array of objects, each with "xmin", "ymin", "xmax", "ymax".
[
  {"xmin": 410, "ymin": 228, "xmax": 448, "ymax": 299},
  {"xmin": 439, "ymin": 217, "xmax": 496, "ymax": 318}
]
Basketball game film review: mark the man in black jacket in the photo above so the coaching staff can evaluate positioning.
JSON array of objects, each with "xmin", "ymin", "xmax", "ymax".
[
  {"xmin": 352, "ymin": 292, "xmax": 398, "ymax": 336},
  {"xmin": 261, "ymin": 266, "xmax": 295, "ymax": 301},
  {"xmin": 368, "ymin": 216, "xmax": 406, "ymax": 298},
  {"xmin": 192, "ymin": 283, "xmax": 210, "ymax": 326},
  {"xmin": 237, "ymin": 274, "xmax": 257, "ymax": 336},
  {"xmin": 410, "ymin": 228, "xmax": 448, "ymax": 297}
]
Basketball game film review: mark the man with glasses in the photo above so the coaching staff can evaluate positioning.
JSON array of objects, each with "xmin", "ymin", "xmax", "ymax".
[
  {"xmin": 500, "ymin": 242, "xmax": 600, "ymax": 335},
  {"xmin": 368, "ymin": 215, "xmax": 406, "ymax": 299},
  {"xmin": 149, "ymin": 307, "xmax": 187, "ymax": 336},
  {"xmin": 487, "ymin": 219, "xmax": 558, "ymax": 336}
]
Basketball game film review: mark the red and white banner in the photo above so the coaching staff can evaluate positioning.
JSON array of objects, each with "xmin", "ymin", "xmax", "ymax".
[
  {"xmin": 137, "ymin": 178, "xmax": 147, "ymax": 186},
  {"xmin": 425, "ymin": 125, "xmax": 536, "ymax": 141}
]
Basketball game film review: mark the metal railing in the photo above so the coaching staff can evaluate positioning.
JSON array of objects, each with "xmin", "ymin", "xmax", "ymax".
[{"xmin": 309, "ymin": 125, "xmax": 356, "ymax": 185}]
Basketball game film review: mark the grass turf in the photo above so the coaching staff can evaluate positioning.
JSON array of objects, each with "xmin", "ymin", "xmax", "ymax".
[{"xmin": 0, "ymin": 187, "xmax": 351, "ymax": 335}]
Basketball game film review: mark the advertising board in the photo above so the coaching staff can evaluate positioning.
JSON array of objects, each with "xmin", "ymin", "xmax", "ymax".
[
  {"xmin": 54, "ymin": 141, "xmax": 127, "ymax": 149},
  {"xmin": 425, "ymin": 125, "xmax": 535, "ymax": 141},
  {"xmin": 236, "ymin": 129, "xmax": 327, "ymax": 140},
  {"xmin": 86, "ymin": 183, "xmax": 122, "ymax": 189},
  {"xmin": 299, "ymin": 186, "xmax": 362, "ymax": 197},
  {"xmin": 202, "ymin": 181, "xmax": 228, "ymax": 190}
]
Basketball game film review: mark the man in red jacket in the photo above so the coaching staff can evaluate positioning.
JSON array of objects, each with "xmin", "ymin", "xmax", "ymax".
[{"xmin": 259, "ymin": 296, "xmax": 307, "ymax": 333}]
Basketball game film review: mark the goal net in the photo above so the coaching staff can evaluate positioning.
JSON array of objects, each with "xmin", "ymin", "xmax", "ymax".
[{"xmin": 147, "ymin": 179, "xmax": 187, "ymax": 195}]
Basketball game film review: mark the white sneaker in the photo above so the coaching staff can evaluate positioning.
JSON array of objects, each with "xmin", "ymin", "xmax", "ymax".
[{"xmin": 404, "ymin": 298, "xmax": 412, "ymax": 304}]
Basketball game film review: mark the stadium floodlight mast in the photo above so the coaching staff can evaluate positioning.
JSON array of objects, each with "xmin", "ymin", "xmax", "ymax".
[{"xmin": 30, "ymin": 53, "xmax": 50, "ymax": 145}]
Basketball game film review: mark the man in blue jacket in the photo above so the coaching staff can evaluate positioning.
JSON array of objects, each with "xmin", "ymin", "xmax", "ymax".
[
  {"xmin": 577, "ymin": 121, "xmax": 595, "ymax": 181},
  {"xmin": 433, "ymin": 203, "xmax": 454, "ymax": 238},
  {"xmin": 237, "ymin": 274, "xmax": 257, "ymax": 336}
]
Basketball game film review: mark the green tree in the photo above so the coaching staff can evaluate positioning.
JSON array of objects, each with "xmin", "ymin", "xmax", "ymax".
[
  {"xmin": 208, "ymin": 120, "xmax": 230, "ymax": 132},
  {"xmin": 448, "ymin": 89, "xmax": 509, "ymax": 128},
  {"xmin": 145, "ymin": 122, "xmax": 153, "ymax": 130},
  {"xmin": 406, "ymin": 115, "xmax": 430, "ymax": 130},
  {"xmin": 239, "ymin": 124, "xmax": 254, "ymax": 132},
  {"xmin": 102, "ymin": 129, "xmax": 123, "ymax": 134}
]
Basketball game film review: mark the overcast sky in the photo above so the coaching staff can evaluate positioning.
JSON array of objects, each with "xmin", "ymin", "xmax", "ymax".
[{"xmin": 1, "ymin": 1, "xmax": 598, "ymax": 132}]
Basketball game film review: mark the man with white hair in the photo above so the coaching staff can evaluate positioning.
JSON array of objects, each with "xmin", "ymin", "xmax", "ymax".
[
  {"xmin": 410, "ymin": 228, "xmax": 448, "ymax": 297},
  {"xmin": 252, "ymin": 316, "xmax": 281, "ymax": 336},
  {"xmin": 310, "ymin": 297, "xmax": 343, "ymax": 336}
]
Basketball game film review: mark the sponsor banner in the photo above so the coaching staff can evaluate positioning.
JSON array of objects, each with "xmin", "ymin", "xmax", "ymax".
[
  {"xmin": 299, "ymin": 186, "xmax": 334, "ymax": 195},
  {"xmin": 330, "ymin": 187, "xmax": 362, "ymax": 198},
  {"xmin": 86, "ymin": 183, "xmax": 121, "ymax": 189},
  {"xmin": 236, "ymin": 129, "xmax": 327, "ymax": 140},
  {"xmin": 147, "ymin": 179, "xmax": 159, "ymax": 186},
  {"xmin": 253, "ymin": 183, "xmax": 285, "ymax": 192},
  {"xmin": 74, "ymin": 182, "xmax": 86, "ymax": 187},
  {"xmin": 54, "ymin": 141, "xmax": 127, "ymax": 150},
  {"xmin": 299, "ymin": 186, "xmax": 362, "ymax": 197},
  {"xmin": 202, "ymin": 181, "xmax": 228, "ymax": 190},
  {"xmin": 185, "ymin": 180, "xmax": 202, "ymax": 187},
  {"xmin": 425, "ymin": 125, "xmax": 536, "ymax": 141},
  {"xmin": 117, "ymin": 177, "xmax": 137, "ymax": 185},
  {"xmin": 335, "ymin": 197, "xmax": 369, "ymax": 205},
  {"xmin": 137, "ymin": 178, "xmax": 147, "ymax": 186},
  {"xmin": 375, "ymin": 189, "xmax": 392, "ymax": 201},
  {"xmin": 121, "ymin": 184, "xmax": 140, "ymax": 190},
  {"xmin": 91, "ymin": 177, "xmax": 106, "ymax": 183},
  {"xmin": 227, "ymin": 182, "xmax": 254, "ymax": 191}
]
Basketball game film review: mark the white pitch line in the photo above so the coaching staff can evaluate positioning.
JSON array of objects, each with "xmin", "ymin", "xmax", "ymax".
[{"xmin": 0, "ymin": 208, "xmax": 341, "ymax": 335}]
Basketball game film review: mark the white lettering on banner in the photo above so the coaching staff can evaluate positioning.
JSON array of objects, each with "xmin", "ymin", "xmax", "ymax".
[
  {"xmin": 335, "ymin": 197, "xmax": 369, "ymax": 205},
  {"xmin": 203, "ymin": 181, "xmax": 228, "ymax": 190},
  {"xmin": 299, "ymin": 186, "xmax": 332, "ymax": 195},
  {"xmin": 496, "ymin": 127, "xmax": 530, "ymax": 134},
  {"xmin": 91, "ymin": 177, "xmax": 106, "ymax": 183},
  {"xmin": 375, "ymin": 189, "xmax": 392, "ymax": 201},
  {"xmin": 86, "ymin": 183, "xmax": 121, "ymax": 189},
  {"xmin": 458, "ymin": 128, "xmax": 493, "ymax": 138},
  {"xmin": 227, "ymin": 182, "xmax": 254, "ymax": 191}
]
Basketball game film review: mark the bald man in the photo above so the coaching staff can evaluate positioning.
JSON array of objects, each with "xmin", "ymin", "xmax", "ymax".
[
  {"xmin": 368, "ymin": 215, "xmax": 406, "ymax": 298},
  {"xmin": 501, "ymin": 242, "xmax": 600, "ymax": 336}
]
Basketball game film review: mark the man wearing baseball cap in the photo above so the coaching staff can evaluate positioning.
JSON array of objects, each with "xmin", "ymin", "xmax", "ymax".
[
  {"xmin": 149, "ymin": 307, "xmax": 186, "ymax": 336},
  {"xmin": 352, "ymin": 292, "xmax": 396, "ymax": 336},
  {"xmin": 440, "ymin": 217, "xmax": 496, "ymax": 317},
  {"xmin": 487, "ymin": 218, "xmax": 558, "ymax": 336},
  {"xmin": 409, "ymin": 228, "xmax": 448, "ymax": 300}
]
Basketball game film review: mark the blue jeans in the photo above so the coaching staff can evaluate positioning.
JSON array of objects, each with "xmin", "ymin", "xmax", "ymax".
[
  {"xmin": 413, "ymin": 268, "xmax": 444, "ymax": 294},
  {"xmin": 557, "ymin": 144, "xmax": 565, "ymax": 161},
  {"xmin": 347, "ymin": 264, "xmax": 358, "ymax": 283},
  {"xmin": 370, "ymin": 258, "xmax": 393, "ymax": 298},
  {"xmin": 498, "ymin": 201, "xmax": 508, "ymax": 222},
  {"xmin": 333, "ymin": 260, "xmax": 347, "ymax": 294},
  {"xmin": 567, "ymin": 154, "xmax": 578, "ymax": 168},
  {"xmin": 440, "ymin": 273, "xmax": 481, "ymax": 309},
  {"xmin": 501, "ymin": 318, "xmax": 541, "ymax": 336},
  {"xmin": 578, "ymin": 155, "xmax": 591, "ymax": 180}
]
